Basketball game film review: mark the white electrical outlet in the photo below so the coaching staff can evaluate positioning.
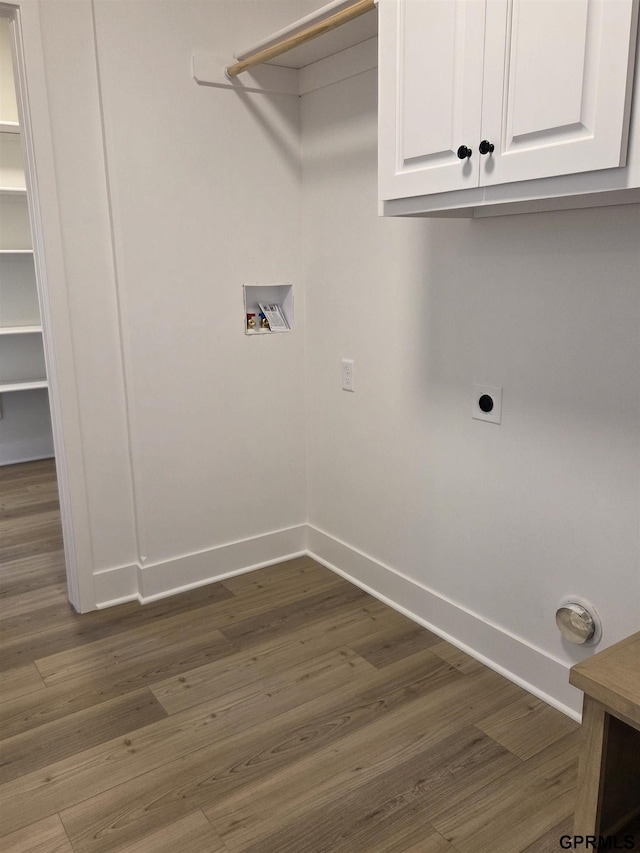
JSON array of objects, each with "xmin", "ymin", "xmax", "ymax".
[
  {"xmin": 341, "ymin": 359, "xmax": 355, "ymax": 392},
  {"xmin": 472, "ymin": 384, "xmax": 502, "ymax": 424}
]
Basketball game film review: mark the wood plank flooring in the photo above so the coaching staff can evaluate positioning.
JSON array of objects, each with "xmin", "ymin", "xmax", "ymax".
[{"xmin": 0, "ymin": 459, "xmax": 593, "ymax": 852}]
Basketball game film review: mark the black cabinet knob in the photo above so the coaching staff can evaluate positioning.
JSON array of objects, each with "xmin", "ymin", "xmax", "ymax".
[
  {"xmin": 457, "ymin": 145, "xmax": 472, "ymax": 159},
  {"xmin": 479, "ymin": 140, "xmax": 495, "ymax": 155}
]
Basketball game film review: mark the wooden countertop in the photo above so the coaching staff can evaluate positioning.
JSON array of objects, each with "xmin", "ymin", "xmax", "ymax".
[{"xmin": 570, "ymin": 631, "xmax": 640, "ymax": 728}]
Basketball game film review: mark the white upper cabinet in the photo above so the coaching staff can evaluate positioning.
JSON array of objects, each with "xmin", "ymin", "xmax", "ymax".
[
  {"xmin": 379, "ymin": 0, "xmax": 640, "ymax": 213},
  {"xmin": 379, "ymin": 0, "xmax": 485, "ymax": 199},
  {"xmin": 482, "ymin": 0, "xmax": 637, "ymax": 185}
]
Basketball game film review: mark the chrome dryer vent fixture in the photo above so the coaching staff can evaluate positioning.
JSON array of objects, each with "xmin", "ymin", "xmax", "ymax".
[{"xmin": 555, "ymin": 597, "xmax": 602, "ymax": 646}]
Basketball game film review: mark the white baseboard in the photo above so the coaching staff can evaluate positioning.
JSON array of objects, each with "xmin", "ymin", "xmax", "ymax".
[
  {"xmin": 307, "ymin": 525, "xmax": 582, "ymax": 720},
  {"xmin": 93, "ymin": 524, "xmax": 308, "ymax": 608},
  {"xmin": 0, "ymin": 452, "xmax": 55, "ymax": 467},
  {"xmin": 93, "ymin": 562, "xmax": 139, "ymax": 608},
  {"xmin": 91, "ymin": 521, "xmax": 582, "ymax": 718},
  {"xmin": 137, "ymin": 524, "xmax": 308, "ymax": 602}
]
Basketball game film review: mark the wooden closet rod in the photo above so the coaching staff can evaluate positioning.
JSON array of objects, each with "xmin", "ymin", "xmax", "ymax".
[{"xmin": 225, "ymin": 0, "xmax": 376, "ymax": 78}]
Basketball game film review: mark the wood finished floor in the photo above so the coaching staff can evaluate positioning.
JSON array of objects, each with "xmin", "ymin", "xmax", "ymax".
[{"xmin": 0, "ymin": 459, "xmax": 584, "ymax": 853}]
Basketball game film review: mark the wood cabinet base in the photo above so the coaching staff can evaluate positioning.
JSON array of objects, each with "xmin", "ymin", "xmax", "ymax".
[{"xmin": 570, "ymin": 632, "xmax": 640, "ymax": 840}]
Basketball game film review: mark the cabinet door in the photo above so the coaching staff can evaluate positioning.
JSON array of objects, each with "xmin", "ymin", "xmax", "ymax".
[
  {"xmin": 379, "ymin": 0, "xmax": 486, "ymax": 200},
  {"xmin": 480, "ymin": 0, "xmax": 639, "ymax": 187}
]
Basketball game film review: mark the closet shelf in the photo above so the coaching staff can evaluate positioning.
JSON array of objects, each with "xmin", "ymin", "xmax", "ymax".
[
  {"xmin": 226, "ymin": 0, "xmax": 377, "ymax": 76},
  {"xmin": 0, "ymin": 121, "xmax": 19, "ymax": 134},
  {"xmin": 0, "ymin": 249, "xmax": 33, "ymax": 254},
  {"xmin": 194, "ymin": 0, "xmax": 378, "ymax": 96},
  {"xmin": 0, "ymin": 325, "xmax": 42, "ymax": 336},
  {"xmin": 0, "ymin": 186, "xmax": 27, "ymax": 195},
  {"xmin": 0, "ymin": 379, "xmax": 48, "ymax": 393}
]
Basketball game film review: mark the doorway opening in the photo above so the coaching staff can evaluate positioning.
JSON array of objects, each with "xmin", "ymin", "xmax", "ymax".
[{"xmin": 1, "ymin": 8, "xmax": 73, "ymax": 608}]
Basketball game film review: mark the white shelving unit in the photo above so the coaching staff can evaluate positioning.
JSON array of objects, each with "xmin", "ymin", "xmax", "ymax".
[{"xmin": 0, "ymin": 15, "xmax": 53, "ymax": 465}]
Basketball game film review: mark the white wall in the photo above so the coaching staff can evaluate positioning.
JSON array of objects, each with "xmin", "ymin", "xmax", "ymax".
[
  {"xmin": 91, "ymin": 0, "xmax": 308, "ymax": 599},
  {"xmin": 0, "ymin": 14, "xmax": 18, "ymax": 123},
  {"xmin": 0, "ymin": 390, "xmax": 54, "ymax": 464},
  {"xmin": 18, "ymin": 0, "xmax": 640, "ymax": 712},
  {"xmin": 301, "ymin": 69, "xmax": 640, "ymax": 715},
  {"xmin": 33, "ymin": 0, "xmax": 137, "ymax": 604},
  {"xmin": 22, "ymin": 0, "xmax": 307, "ymax": 607}
]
